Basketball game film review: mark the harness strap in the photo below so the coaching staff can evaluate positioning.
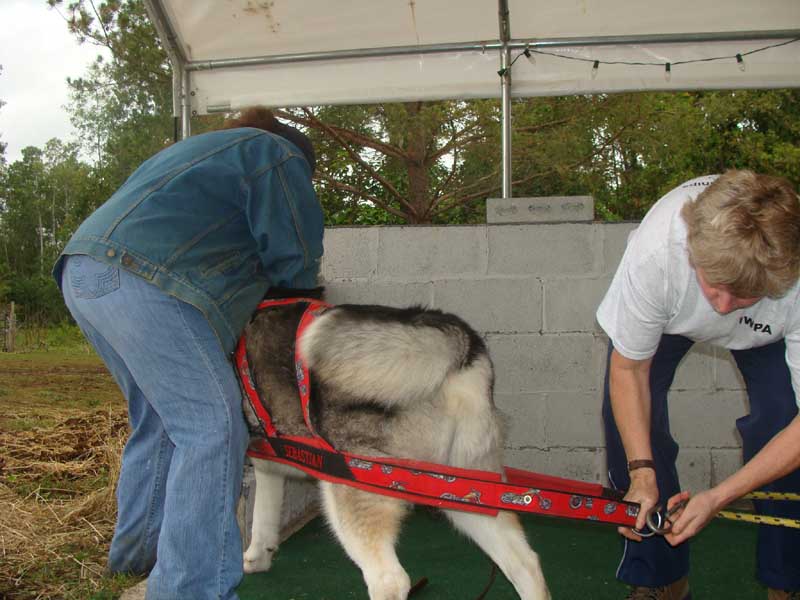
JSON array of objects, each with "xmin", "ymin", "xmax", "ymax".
[
  {"xmin": 238, "ymin": 299, "xmax": 640, "ymax": 528},
  {"xmin": 247, "ymin": 437, "xmax": 639, "ymax": 526}
]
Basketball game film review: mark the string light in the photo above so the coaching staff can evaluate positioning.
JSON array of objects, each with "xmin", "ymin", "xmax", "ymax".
[
  {"xmin": 497, "ymin": 37, "xmax": 799, "ymax": 81},
  {"xmin": 524, "ymin": 45, "xmax": 535, "ymax": 65}
]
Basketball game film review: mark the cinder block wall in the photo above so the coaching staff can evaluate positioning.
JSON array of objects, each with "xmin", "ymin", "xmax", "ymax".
[{"xmin": 321, "ymin": 223, "xmax": 748, "ymax": 493}]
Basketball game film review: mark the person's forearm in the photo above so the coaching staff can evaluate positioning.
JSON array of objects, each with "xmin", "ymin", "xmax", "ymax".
[
  {"xmin": 609, "ymin": 350, "xmax": 653, "ymax": 463},
  {"xmin": 709, "ymin": 414, "xmax": 800, "ymax": 509}
]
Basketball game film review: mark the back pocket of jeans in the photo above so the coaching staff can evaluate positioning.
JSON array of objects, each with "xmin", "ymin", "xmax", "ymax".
[{"xmin": 70, "ymin": 256, "xmax": 121, "ymax": 299}]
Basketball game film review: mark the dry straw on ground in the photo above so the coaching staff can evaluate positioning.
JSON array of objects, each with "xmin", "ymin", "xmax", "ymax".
[{"xmin": 0, "ymin": 409, "xmax": 128, "ymax": 599}]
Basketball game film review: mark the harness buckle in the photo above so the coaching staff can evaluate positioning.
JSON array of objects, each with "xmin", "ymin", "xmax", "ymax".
[{"xmin": 638, "ymin": 498, "xmax": 690, "ymax": 537}]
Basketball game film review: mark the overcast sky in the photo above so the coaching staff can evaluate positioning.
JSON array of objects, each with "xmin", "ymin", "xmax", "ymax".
[{"xmin": 0, "ymin": 0, "xmax": 109, "ymax": 164}]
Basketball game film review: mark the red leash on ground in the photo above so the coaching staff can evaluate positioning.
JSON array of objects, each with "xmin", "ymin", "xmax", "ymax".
[{"xmin": 238, "ymin": 299, "xmax": 641, "ymax": 530}]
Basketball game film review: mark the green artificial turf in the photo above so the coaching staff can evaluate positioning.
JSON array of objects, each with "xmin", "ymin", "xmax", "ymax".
[{"xmin": 239, "ymin": 508, "xmax": 765, "ymax": 599}]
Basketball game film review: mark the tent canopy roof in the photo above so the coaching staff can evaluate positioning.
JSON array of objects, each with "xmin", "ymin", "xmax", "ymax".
[{"xmin": 145, "ymin": 1, "xmax": 800, "ymax": 113}]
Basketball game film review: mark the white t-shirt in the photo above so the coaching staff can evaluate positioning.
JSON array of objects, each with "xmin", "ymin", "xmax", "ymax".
[{"xmin": 596, "ymin": 175, "xmax": 800, "ymax": 403}]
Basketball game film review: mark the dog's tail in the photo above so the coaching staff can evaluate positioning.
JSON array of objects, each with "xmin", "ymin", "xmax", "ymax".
[{"xmin": 299, "ymin": 305, "xmax": 486, "ymax": 409}]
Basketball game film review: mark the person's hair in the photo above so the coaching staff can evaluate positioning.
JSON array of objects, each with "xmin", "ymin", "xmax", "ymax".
[
  {"xmin": 222, "ymin": 106, "xmax": 280, "ymax": 132},
  {"xmin": 222, "ymin": 106, "xmax": 316, "ymax": 173},
  {"xmin": 681, "ymin": 169, "xmax": 800, "ymax": 299}
]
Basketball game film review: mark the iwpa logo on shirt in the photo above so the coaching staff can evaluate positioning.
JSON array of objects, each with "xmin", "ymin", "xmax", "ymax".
[{"xmin": 739, "ymin": 315, "xmax": 773, "ymax": 334}]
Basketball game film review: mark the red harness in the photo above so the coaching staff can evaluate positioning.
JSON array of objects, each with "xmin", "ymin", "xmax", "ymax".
[{"xmin": 238, "ymin": 299, "xmax": 640, "ymax": 528}]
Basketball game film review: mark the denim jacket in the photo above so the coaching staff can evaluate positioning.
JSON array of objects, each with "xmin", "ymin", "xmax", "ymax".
[{"xmin": 53, "ymin": 127, "xmax": 324, "ymax": 355}]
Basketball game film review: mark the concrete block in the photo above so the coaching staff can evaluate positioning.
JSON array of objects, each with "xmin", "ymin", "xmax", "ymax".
[
  {"xmin": 432, "ymin": 278, "xmax": 542, "ymax": 333},
  {"xmin": 486, "ymin": 196, "xmax": 593, "ymax": 224},
  {"xmin": 677, "ymin": 449, "xmax": 712, "ymax": 491},
  {"xmin": 488, "ymin": 333, "xmax": 595, "ymax": 394},
  {"xmin": 377, "ymin": 226, "xmax": 487, "ymax": 279},
  {"xmin": 503, "ymin": 447, "xmax": 550, "ymax": 473},
  {"xmin": 543, "ymin": 277, "xmax": 613, "ymax": 333},
  {"xmin": 592, "ymin": 334, "xmax": 612, "ymax": 393},
  {"xmin": 545, "ymin": 448, "xmax": 606, "ymax": 483},
  {"xmin": 323, "ymin": 279, "xmax": 433, "ymax": 307},
  {"xmin": 713, "ymin": 348, "xmax": 745, "ymax": 391},
  {"xmin": 672, "ymin": 344, "xmax": 714, "ymax": 391},
  {"xmin": 669, "ymin": 390, "xmax": 748, "ymax": 448},
  {"xmin": 488, "ymin": 224, "xmax": 598, "ymax": 277},
  {"xmin": 596, "ymin": 448, "xmax": 610, "ymax": 486},
  {"xmin": 600, "ymin": 222, "xmax": 638, "ymax": 275},
  {"xmin": 711, "ymin": 448, "xmax": 743, "ymax": 487},
  {"xmin": 545, "ymin": 391, "xmax": 604, "ymax": 447},
  {"xmin": 239, "ymin": 463, "xmax": 319, "ymax": 549},
  {"xmin": 495, "ymin": 392, "xmax": 547, "ymax": 450},
  {"xmin": 322, "ymin": 227, "xmax": 378, "ymax": 280}
]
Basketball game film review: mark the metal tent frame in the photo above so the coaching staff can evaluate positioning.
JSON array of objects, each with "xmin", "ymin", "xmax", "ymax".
[{"xmin": 142, "ymin": 0, "xmax": 799, "ymax": 198}]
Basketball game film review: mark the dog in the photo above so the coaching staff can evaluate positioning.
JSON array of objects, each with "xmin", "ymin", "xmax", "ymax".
[{"xmin": 240, "ymin": 292, "xmax": 550, "ymax": 600}]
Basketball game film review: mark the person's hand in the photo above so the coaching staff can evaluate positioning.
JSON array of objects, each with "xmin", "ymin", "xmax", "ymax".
[
  {"xmin": 663, "ymin": 489, "xmax": 719, "ymax": 546},
  {"xmin": 620, "ymin": 468, "xmax": 659, "ymax": 541}
]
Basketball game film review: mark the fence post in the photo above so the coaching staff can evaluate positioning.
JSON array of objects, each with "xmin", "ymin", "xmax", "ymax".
[{"xmin": 3, "ymin": 302, "xmax": 15, "ymax": 352}]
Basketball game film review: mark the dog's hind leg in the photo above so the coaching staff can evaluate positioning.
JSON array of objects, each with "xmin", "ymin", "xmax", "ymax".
[
  {"xmin": 243, "ymin": 458, "xmax": 289, "ymax": 574},
  {"xmin": 439, "ymin": 356, "xmax": 550, "ymax": 599},
  {"xmin": 444, "ymin": 510, "xmax": 549, "ymax": 600},
  {"xmin": 320, "ymin": 482, "xmax": 411, "ymax": 600}
]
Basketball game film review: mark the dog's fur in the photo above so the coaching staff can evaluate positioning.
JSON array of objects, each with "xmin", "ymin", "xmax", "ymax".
[{"xmin": 241, "ymin": 294, "xmax": 550, "ymax": 600}]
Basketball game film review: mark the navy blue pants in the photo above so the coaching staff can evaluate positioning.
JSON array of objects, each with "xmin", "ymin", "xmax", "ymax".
[{"xmin": 603, "ymin": 335, "xmax": 800, "ymax": 590}]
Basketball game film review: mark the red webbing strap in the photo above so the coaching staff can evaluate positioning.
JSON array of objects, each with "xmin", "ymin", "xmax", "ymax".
[
  {"xmin": 236, "ymin": 298, "xmax": 330, "ymax": 441},
  {"xmin": 239, "ymin": 298, "xmax": 639, "ymax": 527},
  {"xmin": 294, "ymin": 300, "xmax": 333, "ymax": 449},
  {"xmin": 248, "ymin": 437, "xmax": 639, "ymax": 526}
]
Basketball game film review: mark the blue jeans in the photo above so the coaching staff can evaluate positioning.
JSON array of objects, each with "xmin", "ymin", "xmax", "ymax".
[
  {"xmin": 603, "ymin": 335, "xmax": 800, "ymax": 590},
  {"xmin": 62, "ymin": 255, "xmax": 249, "ymax": 600}
]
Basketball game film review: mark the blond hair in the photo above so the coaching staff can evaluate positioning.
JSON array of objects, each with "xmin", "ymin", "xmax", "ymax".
[{"xmin": 681, "ymin": 170, "xmax": 800, "ymax": 299}]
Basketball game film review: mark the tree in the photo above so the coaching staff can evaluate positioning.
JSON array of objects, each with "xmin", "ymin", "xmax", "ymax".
[
  {"xmin": 49, "ymin": 0, "xmax": 175, "ymax": 190},
  {"xmin": 0, "ymin": 64, "xmax": 6, "ymax": 161}
]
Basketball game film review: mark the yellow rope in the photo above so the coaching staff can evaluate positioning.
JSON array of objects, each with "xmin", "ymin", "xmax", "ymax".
[
  {"xmin": 741, "ymin": 491, "xmax": 800, "ymax": 501},
  {"xmin": 717, "ymin": 510, "xmax": 800, "ymax": 529}
]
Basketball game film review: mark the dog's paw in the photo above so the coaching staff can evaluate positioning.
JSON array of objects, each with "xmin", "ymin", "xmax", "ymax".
[
  {"xmin": 243, "ymin": 545, "xmax": 276, "ymax": 574},
  {"xmin": 365, "ymin": 569, "xmax": 411, "ymax": 600}
]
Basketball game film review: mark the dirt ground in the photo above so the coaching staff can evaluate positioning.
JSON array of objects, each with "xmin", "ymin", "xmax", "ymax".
[{"xmin": 0, "ymin": 346, "xmax": 139, "ymax": 600}]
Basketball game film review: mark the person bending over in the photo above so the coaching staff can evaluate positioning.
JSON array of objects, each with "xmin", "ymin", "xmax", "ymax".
[
  {"xmin": 54, "ymin": 107, "xmax": 323, "ymax": 600},
  {"xmin": 597, "ymin": 170, "xmax": 800, "ymax": 600}
]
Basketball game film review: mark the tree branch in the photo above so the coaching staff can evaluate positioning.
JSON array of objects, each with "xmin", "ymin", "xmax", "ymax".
[
  {"xmin": 292, "ymin": 109, "xmax": 418, "ymax": 218},
  {"xmin": 315, "ymin": 172, "xmax": 410, "ymax": 221},
  {"xmin": 274, "ymin": 110, "xmax": 406, "ymax": 160}
]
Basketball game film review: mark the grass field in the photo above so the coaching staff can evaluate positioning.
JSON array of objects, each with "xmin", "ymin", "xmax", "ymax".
[{"xmin": 0, "ymin": 329, "xmax": 139, "ymax": 600}]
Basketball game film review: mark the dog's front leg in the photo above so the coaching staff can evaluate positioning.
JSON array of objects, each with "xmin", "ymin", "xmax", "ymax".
[{"xmin": 243, "ymin": 457, "xmax": 287, "ymax": 573}]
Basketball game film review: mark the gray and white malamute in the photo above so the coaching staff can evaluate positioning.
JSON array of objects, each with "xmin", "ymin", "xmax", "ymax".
[{"xmin": 241, "ymin": 293, "xmax": 550, "ymax": 600}]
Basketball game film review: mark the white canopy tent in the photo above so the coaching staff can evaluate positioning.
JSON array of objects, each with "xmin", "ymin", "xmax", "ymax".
[{"xmin": 143, "ymin": 0, "xmax": 800, "ymax": 197}]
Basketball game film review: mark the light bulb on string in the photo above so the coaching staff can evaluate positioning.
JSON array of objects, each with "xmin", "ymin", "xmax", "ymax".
[
  {"xmin": 591, "ymin": 60, "xmax": 599, "ymax": 79},
  {"xmin": 736, "ymin": 53, "xmax": 746, "ymax": 72},
  {"xmin": 524, "ymin": 46, "xmax": 535, "ymax": 65},
  {"xmin": 664, "ymin": 62, "xmax": 672, "ymax": 82}
]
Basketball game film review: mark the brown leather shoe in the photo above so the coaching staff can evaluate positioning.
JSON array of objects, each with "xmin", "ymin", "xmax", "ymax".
[
  {"xmin": 624, "ymin": 576, "xmax": 690, "ymax": 600},
  {"xmin": 768, "ymin": 589, "xmax": 800, "ymax": 600}
]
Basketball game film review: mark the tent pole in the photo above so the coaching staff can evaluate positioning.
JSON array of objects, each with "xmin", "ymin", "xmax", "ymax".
[
  {"xmin": 171, "ymin": 65, "xmax": 182, "ymax": 141},
  {"xmin": 498, "ymin": 0, "xmax": 512, "ymax": 199},
  {"xmin": 182, "ymin": 30, "xmax": 800, "ymax": 72},
  {"xmin": 143, "ymin": 0, "xmax": 190, "ymax": 139},
  {"xmin": 181, "ymin": 69, "xmax": 192, "ymax": 139}
]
